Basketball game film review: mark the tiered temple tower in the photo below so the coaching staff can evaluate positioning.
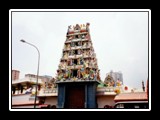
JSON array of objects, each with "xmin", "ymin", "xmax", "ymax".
[{"xmin": 55, "ymin": 23, "xmax": 101, "ymax": 108}]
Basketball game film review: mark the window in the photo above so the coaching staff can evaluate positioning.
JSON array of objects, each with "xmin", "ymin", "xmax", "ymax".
[
  {"xmin": 116, "ymin": 104, "xmax": 124, "ymax": 108},
  {"xmin": 134, "ymin": 105, "xmax": 139, "ymax": 108},
  {"xmin": 69, "ymin": 51, "xmax": 72, "ymax": 56}
]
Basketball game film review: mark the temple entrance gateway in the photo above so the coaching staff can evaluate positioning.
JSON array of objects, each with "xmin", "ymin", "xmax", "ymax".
[{"xmin": 57, "ymin": 81, "xmax": 99, "ymax": 108}]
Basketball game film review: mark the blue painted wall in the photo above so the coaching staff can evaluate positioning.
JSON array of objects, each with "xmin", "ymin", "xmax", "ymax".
[
  {"xmin": 86, "ymin": 83, "xmax": 97, "ymax": 108},
  {"xmin": 57, "ymin": 84, "xmax": 65, "ymax": 108}
]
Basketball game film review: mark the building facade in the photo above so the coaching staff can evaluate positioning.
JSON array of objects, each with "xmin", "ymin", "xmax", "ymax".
[
  {"xmin": 11, "ymin": 71, "xmax": 53, "ymax": 108},
  {"xmin": 25, "ymin": 74, "xmax": 52, "ymax": 83},
  {"xmin": 12, "ymin": 70, "xmax": 20, "ymax": 80}
]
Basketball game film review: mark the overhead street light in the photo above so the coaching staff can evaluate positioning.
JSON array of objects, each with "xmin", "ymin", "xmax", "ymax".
[{"xmin": 20, "ymin": 39, "xmax": 40, "ymax": 108}]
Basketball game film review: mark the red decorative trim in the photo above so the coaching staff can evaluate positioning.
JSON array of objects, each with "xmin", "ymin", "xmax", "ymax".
[
  {"xmin": 80, "ymin": 30, "xmax": 86, "ymax": 32},
  {"xmin": 68, "ymin": 31, "xmax": 74, "ymax": 34}
]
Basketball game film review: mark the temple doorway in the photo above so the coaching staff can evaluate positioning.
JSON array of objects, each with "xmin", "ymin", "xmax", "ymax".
[{"xmin": 65, "ymin": 85, "xmax": 85, "ymax": 108}]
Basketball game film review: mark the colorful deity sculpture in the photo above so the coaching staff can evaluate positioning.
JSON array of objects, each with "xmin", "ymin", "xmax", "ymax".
[
  {"xmin": 77, "ymin": 68, "xmax": 81, "ymax": 79},
  {"xmin": 84, "ymin": 68, "xmax": 89, "ymax": 80},
  {"xmin": 80, "ymin": 57, "xmax": 84, "ymax": 65},
  {"xmin": 96, "ymin": 69, "xmax": 101, "ymax": 81},
  {"xmin": 68, "ymin": 36, "xmax": 73, "ymax": 40},
  {"xmin": 71, "ymin": 42, "xmax": 75, "ymax": 47},
  {"xmin": 111, "ymin": 81, "xmax": 116, "ymax": 87},
  {"xmin": 86, "ymin": 23, "xmax": 90, "ymax": 32},
  {"xmin": 58, "ymin": 63, "xmax": 62, "ymax": 70},
  {"xmin": 106, "ymin": 81, "xmax": 111, "ymax": 87},
  {"xmin": 64, "ymin": 52, "xmax": 68, "ymax": 59},
  {"xmin": 67, "ymin": 25, "xmax": 71, "ymax": 35},
  {"xmin": 64, "ymin": 44, "xmax": 67, "ymax": 50},
  {"xmin": 93, "ymin": 70, "xmax": 97, "ymax": 80},
  {"xmin": 90, "ymin": 50, "xmax": 94, "ymax": 57},
  {"xmin": 63, "ymin": 61, "xmax": 67, "ymax": 69},
  {"xmin": 88, "ymin": 59, "xmax": 92, "ymax": 68},
  {"xmin": 68, "ymin": 68, "xmax": 72, "ymax": 79},
  {"xmin": 67, "ymin": 58, "xmax": 73, "ymax": 66},
  {"xmin": 84, "ymin": 59, "xmax": 89, "ymax": 68},
  {"xmin": 56, "ymin": 69, "xmax": 63, "ymax": 81},
  {"xmin": 80, "ymin": 66, "xmax": 85, "ymax": 79},
  {"xmin": 69, "ymin": 50, "xmax": 74, "ymax": 56},
  {"xmin": 63, "ymin": 69, "xmax": 67, "ymax": 79},
  {"xmin": 89, "ymin": 68, "xmax": 94, "ymax": 80},
  {"xmin": 81, "ymin": 34, "xmax": 85, "ymax": 39},
  {"xmin": 78, "ymin": 41, "xmax": 81, "ymax": 46},
  {"xmin": 69, "ymin": 44, "xmax": 71, "ymax": 49},
  {"xmin": 83, "ymin": 42, "xmax": 87, "ymax": 47},
  {"xmin": 77, "ymin": 58, "xmax": 80, "ymax": 65},
  {"xmin": 64, "ymin": 68, "xmax": 70, "ymax": 80},
  {"xmin": 93, "ymin": 58, "xmax": 97, "ymax": 68},
  {"xmin": 78, "ymin": 49, "xmax": 81, "ymax": 55},
  {"xmin": 86, "ymin": 50, "xmax": 89, "ymax": 56},
  {"xmin": 82, "ymin": 50, "xmax": 86, "ymax": 57},
  {"xmin": 116, "ymin": 80, "xmax": 122, "ymax": 86},
  {"xmin": 85, "ymin": 33, "xmax": 89, "ymax": 40}
]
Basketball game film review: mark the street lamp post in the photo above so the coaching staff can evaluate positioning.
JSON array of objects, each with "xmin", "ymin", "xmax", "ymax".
[{"xmin": 20, "ymin": 39, "xmax": 40, "ymax": 108}]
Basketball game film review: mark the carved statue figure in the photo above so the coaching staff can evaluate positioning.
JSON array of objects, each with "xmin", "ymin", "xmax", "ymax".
[
  {"xmin": 96, "ymin": 69, "xmax": 101, "ymax": 81},
  {"xmin": 77, "ymin": 58, "xmax": 80, "ymax": 65},
  {"xmin": 77, "ymin": 68, "xmax": 81, "ymax": 79},
  {"xmin": 68, "ymin": 68, "xmax": 72, "ymax": 79},
  {"xmin": 89, "ymin": 68, "xmax": 94, "ymax": 80},
  {"xmin": 80, "ymin": 67, "xmax": 85, "ymax": 79}
]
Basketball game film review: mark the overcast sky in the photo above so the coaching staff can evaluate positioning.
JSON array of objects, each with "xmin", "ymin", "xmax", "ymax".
[{"xmin": 11, "ymin": 10, "xmax": 148, "ymax": 88}]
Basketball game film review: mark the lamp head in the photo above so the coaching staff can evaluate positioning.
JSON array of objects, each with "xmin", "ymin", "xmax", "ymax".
[{"xmin": 20, "ymin": 39, "xmax": 26, "ymax": 43}]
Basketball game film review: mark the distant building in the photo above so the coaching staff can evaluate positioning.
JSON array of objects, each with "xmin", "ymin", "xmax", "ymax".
[
  {"xmin": 42, "ymin": 75, "xmax": 53, "ymax": 83},
  {"xmin": 114, "ymin": 92, "xmax": 148, "ymax": 108},
  {"xmin": 12, "ymin": 73, "xmax": 53, "ymax": 108},
  {"xmin": 25, "ymin": 74, "xmax": 52, "ymax": 83},
  {"xmin": 105, "ymin": 70, "xmax": 123, "ymax": 84},
  {"xmin": 12, "ymin": 70, "xmax": 20, "ymax": 80},
  {"xmin": 114, "ymin": 79, "xmax": 149, "ymax": 109}
]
